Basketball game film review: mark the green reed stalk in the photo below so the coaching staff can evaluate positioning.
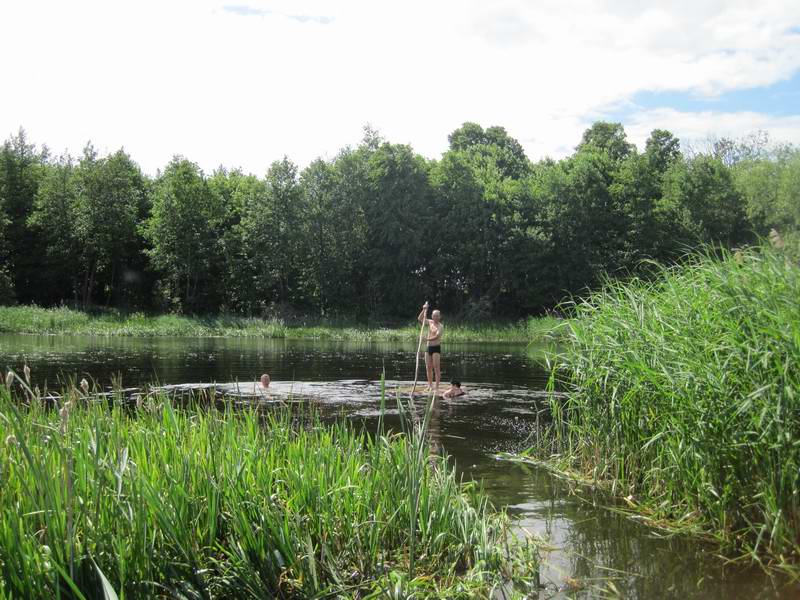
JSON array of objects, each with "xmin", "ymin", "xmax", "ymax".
[
  {"xmin": 532, "ymin": 245, "xmax": 800, "ymax": 570},
  {"xmin": 0, "ymin": 376, "xmax": 537, "ymax": 598}
]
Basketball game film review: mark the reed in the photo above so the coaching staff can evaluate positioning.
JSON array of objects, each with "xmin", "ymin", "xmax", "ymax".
[
  {"xmin": 530, "ymin": 245, "xmax": 800, "ymax": 569},
  {"xmin": 0, "ymin": 373, "xmax": 537, "ymax": 598},
  {"xmin": 0, "ymin": 306, "xmax": 555, "ymax": 343}
]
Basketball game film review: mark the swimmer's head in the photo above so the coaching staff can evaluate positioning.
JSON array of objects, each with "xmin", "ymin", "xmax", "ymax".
[
  {"xmin": 260, "ymin": 374, "xmax": 270, "ymax": 388},
  {"xmin": 450, "ymin": 379, "xmax": 461, "ymax": 388}
]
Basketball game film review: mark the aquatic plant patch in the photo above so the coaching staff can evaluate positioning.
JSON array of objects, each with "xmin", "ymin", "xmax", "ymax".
[
  {"xmin": 0, "ymin": 377, "xmax": 538, "ymax": 599},
  {"xmin": 528, "ymin": 245, "xmax": 800, "ymax": 570}
]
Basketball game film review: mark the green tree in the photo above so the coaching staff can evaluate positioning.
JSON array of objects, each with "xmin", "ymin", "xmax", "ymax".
[
  {"xmin": 0, "ymin": 122, "xmax": 781, "ymax": 317},
  {"xmin": 644, "ymin": 129, "xmax": 681, "ymax": 174},
  {"xmin": 71, "ymin": 146, "xmax": 148, "ymax": 306},
  {"xmin": 577, "ymin": 121, "xmax": 636, "ymax": 162},
  {"xmin": 662, "ymin": 155, "xmax": 750, "ymax": 246},
  {"xmin": 430, "ymin": 149, "xmax": 498, "ymax": 313},
  {"xmin": 448, "ymin": 122, "xmax": 531, "ymax": 179},
  {"xmin": 325, "ymin": 142, "xmax": 374, "ymax": 313},
  {"xmin": 531, "ymin": 143, "xmax": 639, "ymax": 303},
  {"xmin": 608, "ymin": 129, "xmax": 685, "ymax": 264},
  {"xmin": 0, "ymin": 128, "xmax": 47, "ymax": 303},
  {"xmin": 229, "ymin": 174, "xmax": 270, "ymax": 312},
  {"xmin": 208, "ymin": 168, "xmax": 258, "ymax": 312},
  {"xmin": 267, "ymin": 158, "xmax": 305, "ymax": 305},
  {"xmin": 734, "ymin": 145, "xmax": 800, "ymax": 252},
  {"xmin": 432, "ymin": 122, "xmax": 550, "ymax": 316},
  {"xmin": 0, "ymin": 186, "xmax": 13, "ymax": 304},
  {"xmin": 238, "ymin": 158, "xmax": 306, "ymax": 312},
  {"xmin": 144, "ymin": 158, "xmax": 223, "ymax": 312},
  {"xmin": 360, "ymin": 142, "xmax": 432, "ymax": 315},
  {"xmin": 27, "ymin": 155, "xmax": 81, "ymax": 304},
  {"xmin": 431, "ymin": 148, "xmax": 543, "ymax": 315},
  {"xmin": 707, "ymin": 130, "xmax": 771, "ymax": 167},
  {"xmin": 300, "ymin": 158, "xmax": 366, "ymax": 314}
]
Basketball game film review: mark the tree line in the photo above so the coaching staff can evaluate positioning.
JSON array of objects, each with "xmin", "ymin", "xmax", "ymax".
[{"xmin": 0, "ymin": 122, "xmax": 797, "ymax": 319}]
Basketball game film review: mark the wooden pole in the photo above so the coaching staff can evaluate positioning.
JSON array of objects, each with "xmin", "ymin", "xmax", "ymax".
[{"xmin": 411, "ymin": 301, "xmax": 428, "ymax": 398}]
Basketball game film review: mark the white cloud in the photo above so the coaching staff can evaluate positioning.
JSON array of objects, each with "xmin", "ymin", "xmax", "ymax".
[
  {"xmin": 0, "ymin": 0, "xmax": 798, "ymax": 174},
  {"xmin": 623, "ymin": 107, "xmax": 800, "ymax": 152}
]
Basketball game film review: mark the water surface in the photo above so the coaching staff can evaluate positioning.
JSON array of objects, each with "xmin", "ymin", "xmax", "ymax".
[{"xmin": 0, "ymin": 333, "xmax": 796, "ymax": 599}]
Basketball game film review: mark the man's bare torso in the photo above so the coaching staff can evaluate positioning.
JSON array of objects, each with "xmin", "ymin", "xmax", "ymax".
[{"xmin": 427, "ymin": 319, "xmax": 443, "ymax": 346}]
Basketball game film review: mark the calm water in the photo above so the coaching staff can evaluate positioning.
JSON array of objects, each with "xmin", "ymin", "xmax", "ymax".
[{"xmin": 1, "ymin": 333, "xmax": 797, "ymax": 599}]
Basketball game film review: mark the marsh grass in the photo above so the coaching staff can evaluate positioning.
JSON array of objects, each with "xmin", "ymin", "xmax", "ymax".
[
  {"xmin": 528, "ymin": 245, "xmax": 800, "ymax": 570},
  {"xmin": 0, "ymin": 306, "xmax": 558, "ymax": 343},
  {"xmin": 0, "ymin": 372, "xmax": 537, "ymax": 599}
]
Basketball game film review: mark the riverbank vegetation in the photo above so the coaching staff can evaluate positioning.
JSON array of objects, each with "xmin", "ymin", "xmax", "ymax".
[
  {"xmin": 0, "ymin": 305, "xmax": 560, "ymax": 342},
  {"xmin": 0, "ymin": 376, "xmax": 538, "ymax": 598},
  {"xmin": 527, "ymin": 245, "xmax": 800, "ymax": 570},
  {"xmin": 2, "ymin": 124, "xmax": 797, "ymax": 319}
]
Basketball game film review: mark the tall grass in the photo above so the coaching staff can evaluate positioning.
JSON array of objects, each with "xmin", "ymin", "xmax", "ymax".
[
  {"xmin": 0, "ymin": 375, "xmax": 537, "ymax": 598},
  {"xmin": 0, "ymin": 306, "xmax": 555, "ymax": 343},
  {"xmin": 532, "ymin": 246, "xmax": 800, "ymax": 567}
]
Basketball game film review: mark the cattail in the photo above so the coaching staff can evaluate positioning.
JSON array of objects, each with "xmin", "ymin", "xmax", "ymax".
[
  {"xmin": 59, "ymin": 400, "xmax": 72, "ymax": 432},
  {"xmin": 23, "ymin": 364, "xmax": 31, "ymax": 384},
  {"xmin": 80, "ymin": 378, "xmax": 89, "ymax": 395}
]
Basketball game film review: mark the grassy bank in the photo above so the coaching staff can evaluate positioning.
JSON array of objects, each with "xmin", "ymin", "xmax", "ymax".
[
  {"xmin": 0, "ymin": 376, "xmax": 537, "ymax": 598},
  {"xmin": 527, "ymin": 246, "xmax": 800, "ymax": 569},
  {"xmin": 0, "ymin": 305, "xmax": 561, "ymax": 343}
]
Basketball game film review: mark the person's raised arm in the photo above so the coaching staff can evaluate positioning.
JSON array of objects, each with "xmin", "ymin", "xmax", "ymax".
[{"xmin": 417, "ymin": 301, "xmax": 429, "ymax": 324}]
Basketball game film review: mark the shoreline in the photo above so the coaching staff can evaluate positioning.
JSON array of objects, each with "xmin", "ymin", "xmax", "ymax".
[{"xmin": 0, "ymin": 305, "xmax": 564, "ymax": 343}]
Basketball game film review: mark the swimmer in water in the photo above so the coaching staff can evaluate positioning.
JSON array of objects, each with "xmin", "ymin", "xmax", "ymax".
[
  {"xmin": 442, "ymin": 380, "xmax": 466, "ymax": 398},
  {"xmin": 260, "ymin": 373, "xmax": 270, "ymax": 388}
]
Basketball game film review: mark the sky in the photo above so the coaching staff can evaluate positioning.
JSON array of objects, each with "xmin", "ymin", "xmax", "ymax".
[{"xmin": 1, "ymin": 0, "xmax": 799, "ymax": 175}]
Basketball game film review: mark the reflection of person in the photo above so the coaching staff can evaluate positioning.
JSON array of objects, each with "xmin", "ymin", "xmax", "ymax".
[
  {"xmin": 260, "ymin": 374, "xmax": 270, "ymax": 388},
  {"xmin": 417, "ymin": 302, "xmax": 444, "ymax": 394},
  {"xmin": 442, "ymin": 380, "xmax": 465, "ymax": 398}
]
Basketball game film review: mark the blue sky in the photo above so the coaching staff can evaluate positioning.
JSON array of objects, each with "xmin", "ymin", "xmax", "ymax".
[
  {"xmin": 616, "ymin": 71, "xmax": 800, "ymax": 118},
  {"xmin": 0, "ymin": 0, "xmax": 799, "ymax": 173}
]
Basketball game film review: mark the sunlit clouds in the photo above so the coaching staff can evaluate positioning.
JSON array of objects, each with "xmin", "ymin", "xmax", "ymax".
[{"xmin": 1, "ymin": 0, "xmax": 798, "ymax": 173}]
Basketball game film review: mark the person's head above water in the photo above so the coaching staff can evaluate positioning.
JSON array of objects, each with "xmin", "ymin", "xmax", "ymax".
[
  {"xmin": 450, "ymin": 379, "xmax": 461, "ymax": 388},
  {"xmin": 260, "ymin": 373, "xmax": 270, "ymax": 388}
]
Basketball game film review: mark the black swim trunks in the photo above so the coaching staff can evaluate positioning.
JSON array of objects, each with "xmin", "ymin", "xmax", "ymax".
[{"xmin": 426, "ymin": 345, "xmax": 441, "ymax": 355}]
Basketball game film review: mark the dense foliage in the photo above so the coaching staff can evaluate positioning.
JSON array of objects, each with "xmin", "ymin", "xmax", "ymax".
[
  {"xmin": 0, "ymin": 123, "xmax": 795, "ymax": 318},
  {"xmin": 535, "ymin": 245, "xmax": 800, "ymax": 564}
]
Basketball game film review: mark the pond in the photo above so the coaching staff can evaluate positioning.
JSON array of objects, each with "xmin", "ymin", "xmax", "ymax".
[{"xmin": 1, "ymin": 333, "xmax": 797, "ymax": 599}]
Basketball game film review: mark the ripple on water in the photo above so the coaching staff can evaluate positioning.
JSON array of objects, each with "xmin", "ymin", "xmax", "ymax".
[{"xmin": 2, "ymin": 336, "xmax": 798, "ymax": 599}]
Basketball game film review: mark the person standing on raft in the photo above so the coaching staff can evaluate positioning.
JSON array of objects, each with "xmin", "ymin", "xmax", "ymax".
[{"xmin": 417, "ymin": 302, "xmax": 444, "ymax": 394}]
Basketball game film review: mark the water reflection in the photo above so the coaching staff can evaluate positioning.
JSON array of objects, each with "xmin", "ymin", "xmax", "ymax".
[
  {"xmin": 0, "ymin": 335, "xmax": 546, "ymax": 390},
  {"xmin": 0, "ymin": 334, "xmax": 797, "ymax": 599}
]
